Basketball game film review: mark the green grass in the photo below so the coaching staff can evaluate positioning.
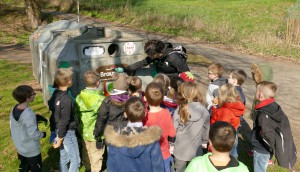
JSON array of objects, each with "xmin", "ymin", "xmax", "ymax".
[{"xmin": 80, "ymin": 0, "xmax": 300, "ymax": 60}]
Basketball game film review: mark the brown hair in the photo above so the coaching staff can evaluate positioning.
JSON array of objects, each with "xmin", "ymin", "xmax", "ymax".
[
  {"xmin": 218, "ymin": 84, "xmax": 240, "ymax": 107},
  {"xmin": 144, "ymin": 40, "xmax": 165, "ymax": 58},
  {"xmin": 208, "ymin": 63, "xmax": 224, "ymax": 77},
  {"xmin": 12, "ymin": 85, "xmax": 34, "ymax": 103},
  {"xmin": 145, "ymin": 82, "xmax": 163, "ymax": 106},
  {"xmin": 257, "ymin": 81, "xmax": 277, "ymax": 98},
  {"xmin": 177, "ymin": 82, "xmax": 204, "ymax": 124},
  {"xmin": 84, "ymin": 71, "xmax": 100, "ymax": 87},
  {"xmin": 153, "ymin": 74, "xmax": 170, "ymax": 95},
  {"xmin": 209, "ymin": 121, "xmax": 236, "ymax": 152},
  {"xmin": 54, "ymin": 68, "xmax": 73, "ymax": 87},
  {"xmin": 125, "ymin": 97, "xmax": 145, "ymax": 122},
  {"xmin": 129, "ymin": 76, "xmax": 142, "ymax": 95},
  {"xmin": 230, "ymin": 69, "xmax": 247, "ymax": 86}
]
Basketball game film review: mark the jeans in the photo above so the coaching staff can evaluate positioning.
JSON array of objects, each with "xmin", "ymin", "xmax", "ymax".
[
  {"xmin": 230, "ymin": 133, "xmax": 239, "ymax": 158},
  {"xmin": 253, "ymin": 150, "xmax": 270, "ymax": 172},
  {"xmin": 60, "ymin": 130, "xmax": 81, "ymax": 172},
  {"xmin": 164, "ymin": 156, "xmax": 173, "ymax": 172}
]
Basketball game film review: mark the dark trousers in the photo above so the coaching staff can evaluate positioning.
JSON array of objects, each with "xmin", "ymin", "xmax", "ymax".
[{"xmin": 17, "ymin": 153, "xmax": 42, "ymax": 172}]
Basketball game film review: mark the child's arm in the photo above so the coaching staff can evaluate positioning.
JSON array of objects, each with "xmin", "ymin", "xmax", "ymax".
[
  {"xmin": 201, "ymin": 109, "xmax": 210, "ymax": 145},
  {"xmin": 257, "ymin": 111, "xmax": 276, "ymax": 152},
  {"xmin": 93, "ymin": 98, "xmax": 109, "ymax": 138},
  {"xmin": 167, "ymin": 111, "xmax": 176, "ymax": 141},
  {"xmin": 55, "ymin": 98, "xmax": 73, "ymax": 139},
  {"xmin": 25, "ymin": 109, "xmax": 45, "ymax": 140},
  {"xmin": 151, "ymin": 141, "xmax": 165, "ymax": 171}
]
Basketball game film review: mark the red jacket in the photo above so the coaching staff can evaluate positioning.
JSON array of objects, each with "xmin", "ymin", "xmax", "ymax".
[{"xmin": 211, "ymin": 102, "xmax": 246, "ymax": 130}]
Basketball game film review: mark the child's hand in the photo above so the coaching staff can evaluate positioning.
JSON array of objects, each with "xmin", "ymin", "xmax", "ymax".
[
  {"xmin": 169, "ymin": 145, "xmax": 174, "ymax": 154},
  {"xmin": 52, "ymin": 137, "xmax": 63, "ymax": 149},
  {"xmin": 201, "ymin": 143, "xmax": 207, "ymax": 149},
  {"xmin": 212, "ymin": 97, "xmax": 219, "ymax": 105}
]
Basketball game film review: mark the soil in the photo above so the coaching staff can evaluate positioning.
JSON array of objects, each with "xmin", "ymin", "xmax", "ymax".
[{"xmin": 1, "ymin": 12, "xmax": 299, "ymax": 161}]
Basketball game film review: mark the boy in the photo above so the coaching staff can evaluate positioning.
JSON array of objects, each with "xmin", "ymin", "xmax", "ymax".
[
  {"xmin": 104, "ymin": 97, "xmax": 164, "ymax": 172},
  {"xmin": 251, "ymin": 81, "xmax": 297, "ymax": 171},
  {"xmin": 75, "ymin": 71, "xmax": 106, "ymax": 172},
  {"xmin": 227, "ymin": 69, "xmax": 247, "ymax": 104},
  {"xmin": 10, "ymin": 85, "xmax": 46, "ymax": 172},
  {"xmin": 186, "ymin": 121, "xmax": 249, "ymax": 172},
  {"xmin": 48, "ymin": 68, "xmax": 81, "ymax": 172},
  {"xmin": 144, "ymin": 82, "xmax": 176, "ymax": 172},
  {"xmin": 206, "ymin": 63, "xmax": 227, "ymax": 110}
]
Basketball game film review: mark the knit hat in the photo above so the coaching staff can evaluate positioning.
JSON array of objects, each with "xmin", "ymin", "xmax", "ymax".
[
  {"xmin": 179, "ymin": 71, "xmax": 195, "ymax": 82},
  {"xmin": 112, "ymin": 73, "xmax": 131, "ymax": 91}
]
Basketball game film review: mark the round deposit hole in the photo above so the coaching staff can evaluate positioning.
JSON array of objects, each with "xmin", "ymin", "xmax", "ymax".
[{"xmin": 108, "ymin": 43, "xmax": 120, "ymax": 57}]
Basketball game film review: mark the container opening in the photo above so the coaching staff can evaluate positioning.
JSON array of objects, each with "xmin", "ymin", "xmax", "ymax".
[{"xmin": 108, "ymin": 43, "xmax": 119, "ymax": 56}]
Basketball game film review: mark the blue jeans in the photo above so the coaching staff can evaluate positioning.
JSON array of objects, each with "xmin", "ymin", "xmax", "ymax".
[
  {"xmin": 60, "ymin": 130, "xmax": 81, "ymax": 172},
  {"xmin": 164, "ymin": 156, "xmax": 173, "ymax": 172},
  {"xmin": 230, "ymin": 133, "xmax": 238, "ymax": 158},
  {"xmin": 253, "ymin": 150, "xmax": 270, "ymax": 172}
]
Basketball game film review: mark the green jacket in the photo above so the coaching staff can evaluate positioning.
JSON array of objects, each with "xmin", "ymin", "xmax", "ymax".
[
  {"xmin": 75, "ymin": 89, "xmax": 105, "ymax": 141},
  {"xmin": 185, "ymin": 153, "xmax": 249, "ymax": 172}
]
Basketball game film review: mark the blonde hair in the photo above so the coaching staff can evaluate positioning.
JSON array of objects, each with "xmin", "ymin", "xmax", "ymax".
[
  {"xmin": 178, "ymin": 82, "xmax": 204, "ymax": 124},
  {"xmin": 208, "ymin": 63, "xmax": 224, "ymax": 77},
  {"xmin": 54, "ymin": 68, "xmax": 73, "ymax": 87},
  {"xmin": 257, "ymin": 81, "xmax": 277, "ymax": 98},
  {"xmin": 153, "ymin": 74, "xmax": 170, "ymax": 95},
  {"xmin": 84, "ymin": 71, "xmax": 100, "ymax": 87},
  {"xmin": 218, "ymin": 84, "xmax": 240, "ymax": 107}
]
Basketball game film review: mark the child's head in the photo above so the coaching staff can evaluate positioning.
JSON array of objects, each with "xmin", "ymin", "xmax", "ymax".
[
  {"xmin": 128, "ymin": 76, "xmax": 142, "ymax": 95},
  {"xmin": 256, "ymin": 81, "xmax": 277, "ymax": 101},
  {"xmin": 125, "ymin": 97, "xmax": 145, "ymax": 122},
  {"xmin": 84, "ymin": 70, "xmax": 100, "ymax": 88},
  {"xmin": 145, "ymin": 82, "xmax": 164, "ymax": 106},
  {"xmin": 153, "ymin": 73, "xmax": 170, "ymax": 95},
  {"xmin": 168, "ymin": 76, "xmax": 184, "ymax": 98},
  {"xmin": 112, "ymin": 73, "xmax": 131, "ymax": 91},
  {"xmin": 12, "ymin": 85, "xmax": 36, "ymax": 103},
  {"xmin": 228, "ymin": 69, "xmax": 247, "ymax": 86},
  {"xmin": 177, "ymin": 82, "xmax": 204, "ymax": 124},
  {"xmin": 209, "ymin": 121, "xmax": 236, "ymax": 152},
  {"xmin": 54, "ymin": 68, "xmax": 73, "ymax": 88},
  {"xmin": 218, "ymin": 84, "xmax": 240, "ymax": 107},
  {"xmin": 208, "ymin": 63, "xmax": 224, "ymax": 81}
]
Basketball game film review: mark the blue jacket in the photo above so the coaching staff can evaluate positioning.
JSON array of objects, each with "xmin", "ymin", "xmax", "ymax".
[{"xmin": 104, "ymin": 125, "xmax": 164, "ymax": 172}]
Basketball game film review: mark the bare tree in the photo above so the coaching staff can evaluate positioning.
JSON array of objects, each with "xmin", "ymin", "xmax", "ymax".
[{"xmin": 24, "ymin": 0, "xmax": 41, "ymax": 29}]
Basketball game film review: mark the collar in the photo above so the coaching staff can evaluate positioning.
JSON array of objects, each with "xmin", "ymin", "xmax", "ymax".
[
  {"xmin": 127, "ymin": 122, "xmax": 143, "ymax": 128},
  {"xmin": 110, "ymin": 89, "xmax": 127, "ymax": 95},
  {"xmin": 255, "ymin": 98, "xmax": 275, "ymax": 109}
]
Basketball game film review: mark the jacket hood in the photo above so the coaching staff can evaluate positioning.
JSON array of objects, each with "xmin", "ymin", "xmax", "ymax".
[
  {"xmin": 76, "ymin": 89, "xmax": 104, "ymax": 112},
  {"xmin": 104, "ymin": 125, "xmax": 161, "ymax": 158},
  {"xmin": 251, "ymin": 63, "xmax": 273, "ymax": 84},
  {"xmin": 257, "ymin": 102, "xmax": 283, "ymax": 122},
  {"xmin": 211, "ymin": 77, "xmax": 227, "ymax": 86},
  {"xmin": 223, "ymin": 102, "xmax": 246, "ymax": 117}
]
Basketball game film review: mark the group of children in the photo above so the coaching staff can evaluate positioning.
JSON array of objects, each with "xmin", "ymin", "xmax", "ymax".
[{"xmin": 10, "ymin": 61, "xmax": 296, "ymax": 172}]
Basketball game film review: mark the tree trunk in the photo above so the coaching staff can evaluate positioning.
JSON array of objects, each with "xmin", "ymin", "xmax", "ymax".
[{"xmin": 24, "ymin": 0, "xmax": 41, "ymax": 29}]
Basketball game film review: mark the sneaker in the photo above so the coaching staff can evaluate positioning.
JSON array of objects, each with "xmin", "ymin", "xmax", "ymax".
[
  {"xmin": 247, "ymin": 150, "xmax": 254, "ymax": 157},
  {"xmin": 267, "ymin": 160, "xmax": 273, "ymax": 165}
]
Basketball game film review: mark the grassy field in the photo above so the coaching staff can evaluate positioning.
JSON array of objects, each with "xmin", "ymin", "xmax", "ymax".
[{"xmin": 80, "ymin": 0, "xmax": 300, "ymax": 60}]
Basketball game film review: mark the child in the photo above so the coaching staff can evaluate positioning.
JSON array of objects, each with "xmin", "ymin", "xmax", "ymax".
[
  {"xmin": 163, "ymin": 76, "xmax": 184, "ymax": 115},
  {"xmin": 75, "ymin": 71, "xmax": 106, "ymax": 172},
  {"xmin": 173, "ymin": 82, "xmax": 210, "ymax": 172},
  {"xmin": 144, "ymin": 82, "xmax": 176, "ymax": 172},
  {"xmin": 251, "ymin": 81, "xmax": 297, "ymax": 171},
  {"xmin": 185, "ymin": 121, "xmax": 249, "ymax": 172},
  {"xmin": 104, "ymin": 97, "xmax": 164, "ymax": 172},
  {"xmin": 128, "ymin": 76, "xmax": 143, "ymax": 97},
  {"xmin": 93, "ymin": 73, "xmax": 131, "ymax": 143},
  {"xmin": 10, "ymin": 85, "xmax": 46, "ymax": 172},
  {"xmin": 153, "ymin": 73, "xmax": 170, "ymax": 95},
  {"xmin": 48, "ymin": 68, "xmax": 81, "ymax": 172},
  {"xmin": 210, "ymin": 84, "xmax": 246, "ymax": 158},
  {"xmin": 205, "ymin": 63, "xmax": 227, "ymax": 110},
  {"xmin": 227, "ymin": 69, "xmax": 247, "ymax": 105}
]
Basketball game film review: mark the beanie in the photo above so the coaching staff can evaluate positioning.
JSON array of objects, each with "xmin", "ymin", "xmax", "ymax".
[
  {"xmin": 179, "ymin": 71, "xmax": 195, "ymax": 82},
  {"xmin": 112, "ymin": 73, "xmax": 131, "ymax": 91}
]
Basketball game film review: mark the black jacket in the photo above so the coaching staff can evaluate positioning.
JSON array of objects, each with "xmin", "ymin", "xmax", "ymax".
[
  {"xmin": 251, "ymin": 101, "xmax": 297, "ymax": 169},
  {"xmin": 48, "ymin": 89, "xmax": 77, "ymax": 138},
  {"xmin": 126, "ymin": 48, "xmax": 189, "ymax": 78}
]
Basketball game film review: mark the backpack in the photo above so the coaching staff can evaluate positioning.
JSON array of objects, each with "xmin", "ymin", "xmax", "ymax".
[{"xmin": 169, "ymin": 45, "xmax": 188, "ymax": 62}]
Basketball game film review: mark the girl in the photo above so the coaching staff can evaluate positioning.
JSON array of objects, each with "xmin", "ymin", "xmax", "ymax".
[
  {"xmin": 210, "ymin": 84, "xmax": 246, "ymax": 158},
  {"xmin": 173, "ymin": 82, "xmax": 210, "ymax": 172}
]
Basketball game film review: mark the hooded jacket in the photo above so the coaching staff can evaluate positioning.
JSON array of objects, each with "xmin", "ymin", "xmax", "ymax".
[
  {"xmin": 173, "ymin": 102, "xmax": 210, "ymax": 161},
  {"xmin": 211, "ymin": 102, "xmax": 246, "ymax": 130},
  {"xmin": 75, "ymin": 89, "xmax": 105, "ymax": 141},
  {"xmin": 206, "ymin": 77, "xmax": 227, "ymax": 110},
  {"xmin": 251, "ymin": 99, "xmax": 297, "ymax": 169},
  {"xmin": 10, "ymin": 106, "xmax": 44, "ymax": 157},
  {"xmin": 185, "ymin": 153, "xmax": 249, "ymax": 172},
  {"xmin": 104, "ymin": 125, "xmax": 164, "ymax": 172}
]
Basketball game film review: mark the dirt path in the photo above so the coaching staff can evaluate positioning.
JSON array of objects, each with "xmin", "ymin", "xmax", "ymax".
[{"xmin": 1, "ymin": 13, "xmax": 299, "ymax": 153}]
